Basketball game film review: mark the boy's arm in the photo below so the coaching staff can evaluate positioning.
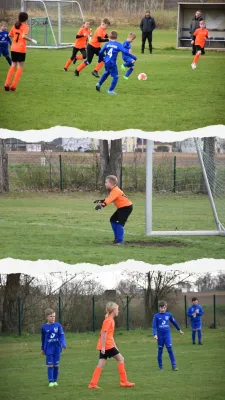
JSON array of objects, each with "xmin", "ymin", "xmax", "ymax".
[
  {"xmin": 198, "ymin": 306, "xmax": 204, "ymax": 316},
  {"xmin": 7, "ymin": 33, "xmax": 12, "ymax": 45},
  {"xmin": 101, "ymin": 332, "xmax": 107, "ymax": 353},
  {"xmin": 41, "ymin": 326, "xmax": 45, "ymax": 352},
  {"xmin": 58, "ymin": 324, "xmax": 66, "ymax": 348},
  {"xmin": 169, "ymin": 314, "xmax": 181, "ymax": 331},
  {"xmin": 152, "ymin": 315, "xmax": 157, "ymax": 337},
  {"xmin": 120, "ymin": 44, "xmax": 137, "ymax": 61},
  {"xmin": 187, "ymin": 306, "xmax": 193, "ymax": 317}
]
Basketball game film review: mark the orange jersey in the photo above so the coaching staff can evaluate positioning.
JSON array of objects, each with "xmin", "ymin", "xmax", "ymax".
[
  {"xmin": 194, "ymin": 28, "xmax": 209, "ymax": 48},
  {"xmin": 97, "ymin": 316, "xmax": 115, "ymax": 350},
  {"xmin": 74, "ymin": 26, "xmax": 91, "ymax": 49},
  {"xmin": 104, "ymin": 186, "xmax": 132, "ymax": 209},
  {"xmin": 9, "ymin": 23, "xmax": 29, "ymax": 53},
  {"xmin": 90, "ymin": 26, "xmax": 107, "ymax": 48}
]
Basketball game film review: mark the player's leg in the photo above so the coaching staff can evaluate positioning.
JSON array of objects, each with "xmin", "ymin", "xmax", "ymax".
[
  {"xmin": 88, "ymin": 353, "xmax": 107, "ymax": 389},
  {"xmin": 114, "ymin": 206, "xmax": 133, "ymax": 244},
  {"xmin": 92, "ymin": 48, "xmax": 103, "ymax": 78},
  {"xmin": 165, "ymin": 336, "xmax": 177, "ymax": 370},
  {"xmin": 10, "ymin": 58, "xmax": 25, "ymax": 91},
  {"xmin": 147, "ymin": 32, "xmax": 152, "ymax": 54},
  {"xmin": 64, "ymin": 47, "xmax": 78, "ymax": 71},
  {"xmin": 110, "ymin": 210, "xmax": 119, "ymax": 243},
  {"xmin": 157, "ymin": 337, "xmax": 164, "ymax": 369},
  {"xmin": 2, "ymin": 48, "xmax": 11, "ymax": 65},
  {"xmin": 4, "ymin": 52, "xmax": 17, "ymax": 90},
  {"xmin": 191, "ymin": 46, "xmax": 201, "ymax": 69},
  {"xmin": 96, "ymin": 64, "xmax": 110, "ymax": 91},
  {"xmin": 197, "ymin": 322, "xmax": 203, "ymax": 344},
  {"xmin": 108, "ymin": 65, "xmax": 119, "ymax": 94},
  {"xmin": 76, "ymin": 48, "xmax": 87, "ymax": 62},
  {"xmin": 124, "ymin": 60, "xmax": 135, "ymax": 80},
  {"xmin": 141, "ymin": 32, "xmax": 147, "ymax": 53},
  {"xmin": 75, "ymin": 44, "xmax": 93, "ymax": 75},
  {"xmin": 192, "ymin": 41, "xmax": 196, "ymax": 55},
  {"xmin": 53, "ymin": 350, "xmax": 60, "ymax": 385},
  {"xmin": 46, "ymin": 355, "xmax": 55, "ymax": 386},
  {"xmin": 192, "ymin": 323, "xmax": 197, "ymax": 344},
  {"xmin": 113, "ymin": 352, "xmax": 135, "ymax": 387}
]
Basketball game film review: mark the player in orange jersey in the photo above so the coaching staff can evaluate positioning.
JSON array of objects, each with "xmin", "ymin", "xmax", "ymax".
[
  {"xmin": 74, "ymin": 18, "xmax": 110, "ymax": 78},
  {"xmin": 4, "ymin": 12, "xmax": 37, "ymax": 91},
  {"xmin": 63, "ymin": 22, "xmax": 91, "ymax": 71},
  {"xmin": 88, "ymin": 302, "xmax": 135, "ymax": 389},
  {"xmin": 191, "ymin": 20, "xmax": 209, "ymax": 69},
  {"xmin": 94, "ymin": 175, "xmax": 133, "ymax": 245}
]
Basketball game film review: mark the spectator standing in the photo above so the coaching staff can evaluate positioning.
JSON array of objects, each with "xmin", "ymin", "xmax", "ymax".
[{"xmin": 140, "ymin": 10, "xmax": 156, "ymax": 54}]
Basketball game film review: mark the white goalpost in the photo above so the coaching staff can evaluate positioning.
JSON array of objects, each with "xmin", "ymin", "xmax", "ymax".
[
  {"xmin": 145, "ymin": 138, "xmax": 225, "ymax": 237},
  {"xmin": 21, "ymin": 0, "xmax": 84, "ymax": 48}
]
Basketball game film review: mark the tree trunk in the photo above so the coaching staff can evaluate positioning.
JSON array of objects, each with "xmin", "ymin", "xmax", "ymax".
[
  {"xmin": 2, "ymin": 274, "xmax": 21, "ymax": 333},
  {"xmin": 0, "ymin": 139, "xmax": 9, "ymax": 193},
  {"xmin": 99, "ymin": 139, "xmax": 122, "ymax": 189},
  {"xmin": 200, "ymin": 137, "xmax": 216, "ymax": 195}
]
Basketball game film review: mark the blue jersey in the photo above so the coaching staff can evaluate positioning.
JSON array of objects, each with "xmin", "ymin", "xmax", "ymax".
[
  {"xmin": 122, "ymin": 40, "xmax": 132, "ymax": 61},
  {"xmin": 41, "ymin": 322, "xmax": 66, "ymax": 355},
  {"xmin": 99, "ymin": 40, "xmax": 136, "ymax": 66},
  {"xmin": 187, "ymin": 304, "xmax": 204, "ymax": 323},
  {"xmin": 0, "ymin": 31, "xmax": 11, "ymax": 47},
  {"xmin": 152, "ymin": 312, "xmax": 180, "ymax": 337}
]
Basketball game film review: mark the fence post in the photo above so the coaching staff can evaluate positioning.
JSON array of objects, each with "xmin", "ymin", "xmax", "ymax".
[
  {"xmin": 59, "ymin": 155, "xmax": 63, "ymax": 191},
  {"xmin": 18, "ymin": 296, "xmax": 21, "ymax": 336},
  {"xmin": 173, "ymin": 156, "xmax": 177, "ymax": 193},
  {"xmin": 213, "ymin": 294, "xmax": 216, "ymax": 329},
  {"xmin": 126, "ymin": 296, "xmax": 129, "ymax": 331},
  {"xmin": 184, "ymin": 295, "xmax": 187, "ymax": 328},
  {"xmin": 58, "ymin": 293, "xmax": 62, "ymax": 324},
  {"xmin": 92, "ymin": 296, "xmax": 95, "ymax": 333}
]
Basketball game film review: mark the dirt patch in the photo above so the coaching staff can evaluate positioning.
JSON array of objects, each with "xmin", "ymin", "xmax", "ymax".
[{"xmin": 123, "ymin": 241, "xmax": 184, "ymax": 247}]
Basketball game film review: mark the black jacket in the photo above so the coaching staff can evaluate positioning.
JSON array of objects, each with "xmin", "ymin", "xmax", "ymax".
[
  {"xmin": 140, "ymin": 17, "xmax": 156, "ymax": 33},
  {"xmin": 190, "ymin": 16, "xmax": 204, "ymax": 35}
]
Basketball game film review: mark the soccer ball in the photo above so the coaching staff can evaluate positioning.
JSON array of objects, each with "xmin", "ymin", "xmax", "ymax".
[{"xmin": 138, "ymin": 73, "xmax": 147, "ymax": 81}]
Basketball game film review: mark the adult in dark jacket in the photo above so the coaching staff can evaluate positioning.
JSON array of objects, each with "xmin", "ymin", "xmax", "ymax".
[
  {"xmin": 140, "ymin": 10, "xmax": 156, "ymax": 54},
  {"xmin": 190, "ymin": 10, "xmax": 204, "ymax": 55}
]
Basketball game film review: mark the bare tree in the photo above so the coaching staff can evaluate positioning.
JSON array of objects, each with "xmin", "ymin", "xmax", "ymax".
[
  {"xmin": 195, "ymin": 273, "xmax": 217, "ymax": 292},
  {"xmin": 99, "ymin": 139, "xmax": 122, "ymax": 189},
  {"xmin": 2, "ymin": 274, "xmax": 21, "ymax": 333},
  {"xmin": 0, "ymin": 139, "xmax": 9, "ymax": 193}
]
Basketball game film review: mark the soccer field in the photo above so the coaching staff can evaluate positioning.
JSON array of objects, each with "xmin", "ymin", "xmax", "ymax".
[
  {"xmin": 1, "ymin": 192, "xmax": 225, "ymax": 265},
  {"xmin": 0, "ymin": 329, "xmax": 225, "ymax": 400},
  {"xmin": 1, "ymin": 29, "xmax": 225, "ymax": 132}
]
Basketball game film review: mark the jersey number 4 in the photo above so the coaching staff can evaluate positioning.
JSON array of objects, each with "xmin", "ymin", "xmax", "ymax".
[{"xmin": 107, "ymin": 48, "xmax": 113, "ymax": 57}]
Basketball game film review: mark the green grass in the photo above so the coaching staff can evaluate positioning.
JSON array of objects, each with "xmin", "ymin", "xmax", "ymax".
[
  {"xmin": 1, "ymin": 29, "xmax": 225, "ymax": 131},
  {"xmin": 0, "ymin": 329, "xmax": 225, "ymax": 400},
  {"xmin": 0, "ymin": 192, "xmax": 225, "ymax": 265}
]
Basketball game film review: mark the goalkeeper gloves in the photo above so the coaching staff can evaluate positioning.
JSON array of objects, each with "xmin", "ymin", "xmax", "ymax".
[
  {"xmin": 31, "ymin": 39, "xmax": 37, "ymax": 44},
  {"xmin": 93, "ymin": 199, "xmax": 104, "ymax": 204},
  {"xmin": 95, "ymin": 205, "xmax": 102, "ymax": 211}
]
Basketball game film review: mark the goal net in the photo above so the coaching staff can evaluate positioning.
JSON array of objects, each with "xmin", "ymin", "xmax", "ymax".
[
  {"xmin": 145, "ymin": 137, "xmax": 225, "ymax": 236},
  {"xmin": 21, "ymin": 0, "xmax": 84, "ymax": 48}
]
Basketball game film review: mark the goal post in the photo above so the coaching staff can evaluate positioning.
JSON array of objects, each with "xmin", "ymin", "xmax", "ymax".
[
  {"xmin": 21, "ymin": 0, "xmax": 84, "ymax": 49},
  {"xmin": 145, "ymin": 138, "xmax": 225, "ymax": 237}
]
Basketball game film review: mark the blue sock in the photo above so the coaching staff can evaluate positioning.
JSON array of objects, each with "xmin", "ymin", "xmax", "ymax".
[
  {"xmin": 110, "ymin": 221, "xmax": 118, "ymax": 241},
  {"xmin": 98, "ymin": 70, "xmax": 110, "ymax": 86},
  {"xmin": 197, "ymin": 330, "xmax": 202, "ymax": 343},
  {"xmin": 109, "ymin": 76, "xmax": 118, "ymax": 92},
  {"xmin": 116, "ymin": 224, "xmax": 124, "ymax": 243},
  {"xmin": 192, "ymin": 330, "xmax": 196, "ymax": 343},
  {"xmin": 157, "ymin": 347, "xmax": 163, "ymax": 369},
  {"xmin": 48, "ymin": 367, "xmax": 54, "ymax": 382},
  {"xmin": 124, "ymin": 61, "xmax": 131, "ymax": 67},
  {"xmin": 167, "ymin": 347, "xmax": 176, "ymax": 368},
  {"xmin": 125, "ymin": 67, "xmax": 133, "ymax": 77},
  {"xmin": 53, "ymin": 366, "xmax": 59, "ymax": 382},
  {"xmin": 6, "ymin": 56, "xmax": 11, "ymax": 66}
]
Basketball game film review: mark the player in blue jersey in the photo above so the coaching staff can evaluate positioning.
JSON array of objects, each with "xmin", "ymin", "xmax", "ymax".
[
  {"xmin": 152, "ymin": 300, "xmax": 184, "ymax": 371},
  {"xmin": 96, "ymin": 30, "xmax": 137, "ymax": 95},
  {"xmin": 41, "ymin": 308, "xmax": 66, "ymax": 387},
  {"xmin": 187, "ymin": 297, "xmax": 204, "ymax": 345},
  {"xmin": 0, "ymin": 21, "xmax": 12, "ymax": 66},
  {"xmin": 121, "ymin": 33, "xmax": 136, "ymax": 80}
]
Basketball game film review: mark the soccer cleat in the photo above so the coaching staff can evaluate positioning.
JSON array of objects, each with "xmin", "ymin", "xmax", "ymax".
[
  {"xmin": 120, "ymin": 381, "xmax": 135, "ymax": 387},
  {"xmin": 63, "ymin": 68, "xmax": 67, "ymax": 72},
  {"xmin": 115, "ymin": 242, "xmax": 123, "ymax": 245},
  {"xmin": 108, "ymin": 90, "xmax": 117, "ymax": 95},
  {"xmin": 191, "ymin": 63, "xmax": 196, "ymax": 69},
  {"xmin": 49, "ymin": 382, "xmax": 55, "ymax": 387},
  {"xmin": 88, "ymin": 384, "xmax": 101, "ymax": 389},
  {"xmin": 121, "ymin": 64, "xmax": 126, "ymax": 71},
  {"xmin": 96, "ymin": 84, "xmax": 101, "ymax": 92},
  {"xmin": 193, "ymin": 342, "xmax": 196, "ymax": 345},
  {"xmin": 10, "ymin": 86, "xmax": 16, "ymax": 91},
  {"xmin": 4, "ymin": 85, "xmax": 10, "ymax": 91},
  {"xmin": 172, "ymin": 367, "xmax": 179, "ymax": 371},
  {"xmin": 74, "ymin": 70, "xmax": 79, "ymax": 76},
  {"xmin": 54, "ymin": 382, "xmax": 58, "ymax": 386},
  {"xmin": 123, "ymin": 76, "xmax": 128, "ymax": 80},
  {"xmin": 92, "ymin": 70, "xmax": 100, "ymax": 78},
  {"xmin": 198, "ymin": 342, "xmax": 203, "ymax": 345}
]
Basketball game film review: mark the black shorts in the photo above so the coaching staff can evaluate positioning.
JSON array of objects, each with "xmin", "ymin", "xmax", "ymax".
[
  {"xmin": 71, "ymin": 46, "xmax": 87, "ymax": 60},
  {"xmin": 11, "ymin": 51, "xmax": 26, "ymax": 63},
  {"xmin": 86, "ymin": 43, "xmax": 100, "ymax": 65},
  {"xmin": 99, "ymin": 347, "xmax": 119, "ymax": 359},
  {"xmin": 195, "ymin": 45, "xmax": 204, "ymax": 53},
  {"xmin": 110, "ymin": 205, "xmax": 133, "ymax": 227}
]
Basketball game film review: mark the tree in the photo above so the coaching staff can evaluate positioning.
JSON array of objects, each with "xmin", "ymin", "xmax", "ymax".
[
  {"xmin": 2, "ymin": 274, "xmax": 21, "ymax": 333},
  {"xmin": 195, "ymin": 273, "xmax": 217, "ymax": 292},
  {"xmin": 0, "ymin": 139, "xmax": 9, "ymax": 193},
  {"xmin": 200, "ymin": 137, "xmax": 216, "ymax": 195},
  {"xmin": 99, "ymin": 139, "xmax": 122, "ymax": 189},
  {"xmin": 215, "ymin": 273, "xmax": 225, "ymax": 291}
]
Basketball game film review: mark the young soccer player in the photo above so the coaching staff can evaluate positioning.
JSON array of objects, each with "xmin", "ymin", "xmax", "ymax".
[
  {"xmin": 121, "ymin": 32, "xmax": 136, "ymax": 80},
  {"xmin": 94, "ymin": 175, "xmax": 133, "ymax": 244},
  {"xmin": 74, "ymin": 18, "xmax": 110, "ymax": 77},
  {"xmin": 187, "ymin": 297, "xmax": 204, "ymax": 345},
  {"xmin": 4, "ymin": 12, "xmax": 37, "ymax": 91},
  {"xmin": 63, "ymin": 21, "xmax": 91, "ymax": 71},
  {"xmin": 0, "ymin": 21, "xmax": 12, "ymax": 66},
  {"xmin": 88, "ymin": 302, "xmax": 135, "ymax": 389},
  {"xmin": 41, "ymin": 308, "xmax": 66, "ymax": 387},
  {"xmin": 191, "ymin": 20, "xmax": 209, "ymax": 69},
  {"xmin": 152, "ymin": 300, "xmax": 184, "ymax": 371},
  {"xmin": 96, "ymin": 31, "xmax": 137, "ymax": 94}
]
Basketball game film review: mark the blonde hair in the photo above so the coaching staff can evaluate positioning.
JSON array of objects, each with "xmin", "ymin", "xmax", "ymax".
[
  {"xmin": 106, "ymin": 175, "xmax": 118, "ymax": 185},
  {"xmin": 45, "ymin": 308, "xmax": 55, "ymax": 317},
  {"xmin": 128, "ymin": 32, "xmax": 136, "ymax": 40},
  {"xmin": 105, "ymin": 302, "xmax": 118, "ymax": 318},
  {"xmin": 0, "ymin": 21, "xmax": 7, "ymax": 27}
]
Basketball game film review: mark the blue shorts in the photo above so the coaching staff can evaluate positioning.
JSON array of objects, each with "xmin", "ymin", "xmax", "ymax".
[
  {"xmin": 46, "ymin": 351, "xmax": 61, "ymax": 366},
  {"xmin": 105, "ymin": 63, "xmax": 118, "ymax": 78},
  {"xmin": 191, "ymin": 321, "xmax": 202, "ymax": 329},
  {"xmin": 158, "ymin": 335, "xmax": 172, "ymax": 348},
  {"xmin": 122, "ymin": 57, "xmax": 134, "ymax": 67},
  {"xmin": 0, "ymin": 47, "xmax": 9, "ymax": 57}
]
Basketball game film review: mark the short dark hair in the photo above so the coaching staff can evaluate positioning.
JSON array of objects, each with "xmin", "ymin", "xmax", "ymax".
[
  {"xmin": 109, "ymin": 30, "xmax": 117, "ymax": 40},
  {"xmin": 192, "ymin": 297, "xmax": 198, "ymax": 302},
  {"xmin": 146, "ymin": 10, "xmax": 150, "ymax": 14},
  {"xmin": 158, "ymin": 300, "xmax": 167, "ymax": 308},
  {"xmin": 15, "ymin": 12, "xmax": 28, "ymax": 29}
]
